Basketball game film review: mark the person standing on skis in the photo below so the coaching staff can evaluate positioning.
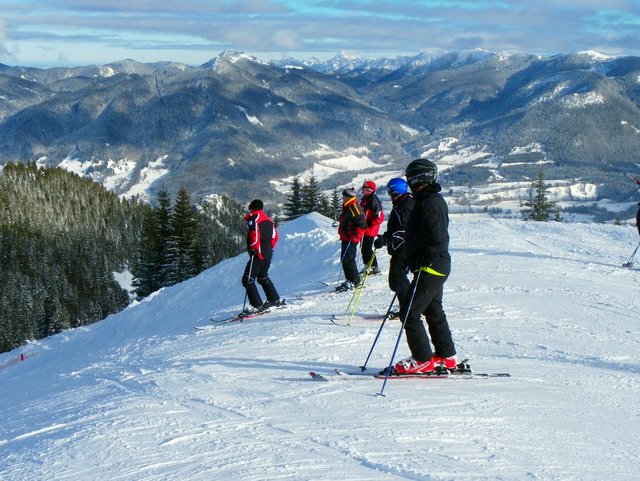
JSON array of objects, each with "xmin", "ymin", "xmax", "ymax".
[
  {"xmin": 336, "ymin": 187, "xmax": 367, "ymax": 292},
  {"xmin": 374, "ymin": 177, "xmax": 414, "ymax": 316},
  {"xmin": 359, "ymin": 180, "xmax": 384, "ymax": 275},
  {"xmin": 388, "ymin": 159, "xmax": 458, "ymax": 375},
  {"xmin": 242, "ymin": 199, "xmax": 284, "ymax": 313}
]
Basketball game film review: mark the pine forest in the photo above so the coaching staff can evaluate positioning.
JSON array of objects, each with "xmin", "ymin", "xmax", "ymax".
[{"xmin": 0, "ymin": 162, "xmax": 244, "ymax": 353}]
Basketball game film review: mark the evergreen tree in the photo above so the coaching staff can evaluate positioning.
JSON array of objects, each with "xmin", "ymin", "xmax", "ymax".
[
  {"xmin": 316, "ymin": 193, "xmax": 333, "ymax": 218},
  {"xmin": 165, "ymin": 187, "xmax": 203, "ymax": 285},
  {"xmin": 155, "ymin": 190, "xmax": 173, "ymax": 288},
  {"xmin": 131, "ymin": 190, "xmax": 244, "ymax": 299},
  {"xmin": 522, "ymin": 170, "xmax": 562, "ymax": 222},
  {"xmin": 285, "ymin": 175, "xmax": 337, "ymax": 219},
  {"xmin": 283, "ymin": 177, "xmax": 303, "ymax": 220},
  {"xmin": 131, "ymin": 210, "xmax": 161, "ymax": 298},
  {"xmin": 301, "ymin": 175, "xmax": 322, "ymax": 214},
  {"xmin": 330, "ymin": 189, "xmax": 341, "ymax": 223}
]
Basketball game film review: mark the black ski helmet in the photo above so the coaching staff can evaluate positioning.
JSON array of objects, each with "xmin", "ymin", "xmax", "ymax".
[{"xmin": 405, "ymin": 158, "xmax": 437, "ymax": 189}]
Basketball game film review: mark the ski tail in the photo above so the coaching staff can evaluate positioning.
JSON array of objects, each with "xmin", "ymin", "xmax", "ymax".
[{"xmin": 309, "ymin": 371, "xmax": 329, "ymax": 381}]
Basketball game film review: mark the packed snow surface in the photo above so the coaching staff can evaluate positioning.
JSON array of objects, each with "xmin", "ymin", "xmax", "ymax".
[{"xmin": 1, "ymin": 212, "xmax": 639, "ymax": 481}]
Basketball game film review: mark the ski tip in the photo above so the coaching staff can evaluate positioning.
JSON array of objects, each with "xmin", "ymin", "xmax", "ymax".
[{"xmin": 309, "ymin": 371, "xmax": 328, "ymax": 381}]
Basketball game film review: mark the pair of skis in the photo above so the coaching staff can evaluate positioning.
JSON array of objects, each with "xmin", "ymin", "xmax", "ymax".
[
  {"xmin": 310, "ymin": 361, "xmax": 511, "ymax": 382},
  {"xmin": 194, "ymin": 300, "xmax": 288, "ymax": 331}
]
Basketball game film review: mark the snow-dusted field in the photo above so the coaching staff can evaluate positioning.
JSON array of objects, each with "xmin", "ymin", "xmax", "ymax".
[{"xmin": 1, "ymin": 213, "xmax": 639, "ymax": 480}]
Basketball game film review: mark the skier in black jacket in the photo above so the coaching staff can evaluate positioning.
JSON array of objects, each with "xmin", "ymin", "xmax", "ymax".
[
  {"xmin": 336, "ymin": 187, "xmax": 367, "ymax": 292},
  {"xmin": 374, "ymin": 178, "xmax": 414, "ymax": 314},
  {"xmin": 389, "ymin": 159, "xmax": 458, "ymax": 375}
]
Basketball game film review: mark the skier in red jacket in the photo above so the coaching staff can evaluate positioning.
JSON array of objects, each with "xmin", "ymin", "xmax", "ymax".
[
  {"xmin": 359, "ymin": 180, "xmax": 384, "ymax": 275},
  {"xmin": 242, "ymin": 199, "xmax": 283, "ymax": 312}
]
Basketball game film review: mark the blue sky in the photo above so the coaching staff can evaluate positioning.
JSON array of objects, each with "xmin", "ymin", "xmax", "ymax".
[{"xmin": 1, "ymin": 0, "xmax": 639, "ymax": 67}]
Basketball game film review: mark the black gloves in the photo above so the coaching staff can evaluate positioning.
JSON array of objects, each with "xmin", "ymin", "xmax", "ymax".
[
  {"xmin": 408, "ymin": 255, "xmax": 426, "ymax": 272},
  {"xmin": 373, "ymin": 235, "xmax": 386, "ymax": 249}
]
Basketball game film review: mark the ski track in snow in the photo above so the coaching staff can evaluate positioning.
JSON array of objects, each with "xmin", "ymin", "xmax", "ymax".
[{"xmin": 1, "ymin": 213, "xmax": 639, "ymax": 481}]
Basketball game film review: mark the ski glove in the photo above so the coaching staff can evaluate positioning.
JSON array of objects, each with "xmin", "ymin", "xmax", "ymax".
[{"xmin": 373, "ymin": 235, "xmax": 386, "ymax": 249}]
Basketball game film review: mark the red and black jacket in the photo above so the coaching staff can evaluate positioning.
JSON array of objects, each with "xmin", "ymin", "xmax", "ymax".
[
  {"xmin": 360, "ymin": 193, "xmax": 384, "ymax": 237},
  {"xmin": 245, "ymin": 209, "xmax": 278, "ymax": 261},
  {"xmin": 338, "ymin": 197, "xmax": 367, "ymax": 243}
]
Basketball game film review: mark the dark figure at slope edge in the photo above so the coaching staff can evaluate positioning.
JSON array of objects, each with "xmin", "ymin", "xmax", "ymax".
[{"xmin": 242, "ymin": 199, "xmax": 284, "ymax": 313}]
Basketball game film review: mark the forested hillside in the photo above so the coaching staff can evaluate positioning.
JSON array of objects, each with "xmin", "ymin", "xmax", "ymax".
[{"xmin": 0, "ymin": 163, "xmax": 244, "ymax": 353}]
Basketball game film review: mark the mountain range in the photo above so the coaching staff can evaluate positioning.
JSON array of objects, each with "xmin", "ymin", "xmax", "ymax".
[{"xmin": 1, "ymin": 50, "xmax": 639, "ymax": 218}]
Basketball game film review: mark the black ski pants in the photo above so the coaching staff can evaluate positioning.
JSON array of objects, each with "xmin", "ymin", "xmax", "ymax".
[
  {"xmin": 340, "ymin": 240, "xmax": 360, "ymax": 285},
  {"xmin": 388, "ymin": 255, "xmax": 410, "ymax": 310},
  {"xmin": 361, "ymin": 235, "xmax": 379, "ymax": 269},
  {"xmin": 399, "ymin": 269, "xmax": 456, "ymax": 362},
  {"xmin": 242, "ymin": 257, "xmax": 279, "ymax": 308}
]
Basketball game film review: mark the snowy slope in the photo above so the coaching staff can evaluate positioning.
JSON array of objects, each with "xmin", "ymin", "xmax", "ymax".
[{"xmin": 1, "ymin": 213, "xmax": 639, "ymax": 481}]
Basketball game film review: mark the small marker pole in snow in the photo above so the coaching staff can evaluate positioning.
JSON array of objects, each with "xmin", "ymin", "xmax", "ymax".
[
  {"xmin": 359, "ymin": 292, "xmax": 397, "ymax": 371},
  {"xmin": 623, "ymin": 241, "xmax": 640, "ymax": 268},
  {"xmin": 378, "ymin": 269, "xmax": 422, "ymax": 397}
]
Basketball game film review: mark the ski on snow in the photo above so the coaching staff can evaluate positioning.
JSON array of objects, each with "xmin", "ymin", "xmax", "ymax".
[
  {"xmin": 329, "ymin": 310, "xmax": 399, "ymax": 326},
  {"xmin": 309, "ymin": 368, "xmax": 450, "ymax": 382},
  {"xmin": 195, "ymin": 301, "xmax": 288, "ymax": 330},
  {"xmin": 310, "ymin": 360, "xmax": 511, "ymax": 381},
  {"xmin": 309, "ymin": 368, "xmax": 511, "ymax": 381},
  {"xmin": 193, "ymin": 310, "xmax": 270, "ymax": 331},
  {"xmin": 330, "ymin": 313, "xmax": 385, "ymax": 326}
]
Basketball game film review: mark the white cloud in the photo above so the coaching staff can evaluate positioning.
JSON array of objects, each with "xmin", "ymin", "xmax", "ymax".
[{"xmin": 272, "ymin": 29, "xmax": 302, "ymax": 50}]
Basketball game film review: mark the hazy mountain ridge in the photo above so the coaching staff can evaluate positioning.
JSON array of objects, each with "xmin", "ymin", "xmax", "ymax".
[{"xmin": 1, "ymin": 50, "xmax": 639, "ymax": 215}]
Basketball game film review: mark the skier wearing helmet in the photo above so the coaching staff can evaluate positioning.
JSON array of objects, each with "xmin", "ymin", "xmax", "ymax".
[
  {"xmin": 386, "ymin": 159, "xmax": 458, "ymax": 376},
  {"xmin": 359, "ymin": 180, "xmax": 384, "ymax": 275},
  {"xmin": 374, "ymin": 177, "xmax": 414, "ymax": 315}
]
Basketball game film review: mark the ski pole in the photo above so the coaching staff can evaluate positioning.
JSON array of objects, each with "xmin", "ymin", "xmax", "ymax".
[
  {"xmin": 623, "ymin": 241, "xmax": 640, "ymax": 267},
  {"xmin": 359, "ymin": 292, "xmax": 397, "ymax": 371},
  {"xmin": 344, "ymin": 248, "xmax": 377, "ymax": 321},
  {"xmin": 378, "ymin": 268, "xmax": 422, "ymax": 397},
  {"xmin": 240, "ymin": 255, "xmax": 255, "ymax": 320}
]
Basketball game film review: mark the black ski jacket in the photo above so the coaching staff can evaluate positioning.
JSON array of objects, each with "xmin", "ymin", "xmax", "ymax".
[
  {"xmin": 382, "ymin": 193, "xmax": 414, "ymax": 260},
  {"xmin": 406, "ymin": 183, "xmax": 451, "ymax": 276}
]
